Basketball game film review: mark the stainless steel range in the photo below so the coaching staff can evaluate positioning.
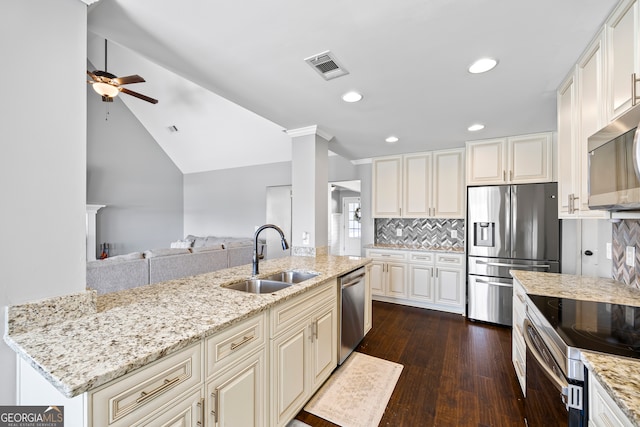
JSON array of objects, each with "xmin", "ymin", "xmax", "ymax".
[{"xmin": 524, "ymin": 294, "xmax": 640, "ymax": 426}]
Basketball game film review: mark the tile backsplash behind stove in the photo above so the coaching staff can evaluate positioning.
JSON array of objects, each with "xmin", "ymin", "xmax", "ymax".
[
  {"xmin": 612, "ymin": 219, "xmax": 640, "ymax": 290},
  {"xmin": 375, "ymin": 218, "xmax": 465, "ymax": 249}
]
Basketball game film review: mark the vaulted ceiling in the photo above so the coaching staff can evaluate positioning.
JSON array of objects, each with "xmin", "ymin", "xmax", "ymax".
[{"xmin": 87, "ymin": 0, "xmax": 618, "ymax": 173}]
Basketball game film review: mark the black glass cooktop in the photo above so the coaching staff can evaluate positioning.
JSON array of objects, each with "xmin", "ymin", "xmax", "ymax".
[{"xmin": 528, "ymin": 294, "xmax": 640, "ymax": 360}]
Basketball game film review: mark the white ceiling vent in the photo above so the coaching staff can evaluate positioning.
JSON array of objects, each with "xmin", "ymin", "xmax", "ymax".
[{"xmin": 304, "ymin": 51, "xmax": 349, "ymax": 81}]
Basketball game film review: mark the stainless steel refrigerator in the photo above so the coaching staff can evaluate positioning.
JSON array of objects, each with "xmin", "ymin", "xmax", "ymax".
[{"xmin": 467, "ymin": 183, "xmax": 560, "ymax": 326}]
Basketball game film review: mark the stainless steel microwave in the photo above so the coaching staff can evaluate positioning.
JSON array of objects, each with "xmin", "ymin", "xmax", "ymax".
[{"xmin": 588, "ymin": 104, "xmax": 640, "ymax": 211}]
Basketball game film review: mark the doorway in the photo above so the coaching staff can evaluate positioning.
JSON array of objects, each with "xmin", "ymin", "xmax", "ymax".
[{"xmin": 329, "ymin": 180, "xmax": 362, "ymax": 256}]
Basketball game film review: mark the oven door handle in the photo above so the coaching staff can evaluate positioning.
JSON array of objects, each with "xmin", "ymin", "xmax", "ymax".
[{"xmin": 523, "ymin": 319, "xmax": 568, "ymax": 393}]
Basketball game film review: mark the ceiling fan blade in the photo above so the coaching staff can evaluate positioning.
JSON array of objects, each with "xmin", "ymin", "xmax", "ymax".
[
  {"xmin": 87, "ymin": 71, "xmax": 100, "ymax": 82},
  {"xmin": 113, "ymin": 74, "xmax": 145, "ymax": 85},
  {"xmin": 120, "ymin": 87, "xmax": 158, "ymax": 104}
]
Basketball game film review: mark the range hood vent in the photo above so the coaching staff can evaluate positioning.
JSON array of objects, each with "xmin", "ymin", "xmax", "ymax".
[{"xmin": 304, "ymin": 51, "xmax": 349, "ymax": 80}]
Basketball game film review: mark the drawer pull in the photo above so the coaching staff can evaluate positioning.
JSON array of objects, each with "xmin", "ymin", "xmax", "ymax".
[
  {"xmin": 439, "ymin": 257, "xmax": 458, "ymax": 263},
  {"xmin": 516, "ymin": 293, "xmax": 526, "ymax": 304},
  {"xmin": 136, "ymin": 376, "xmax": 181, "ymax": 404},
  {"xmin": 414, "ymin": 256, "xmax": 428, "ymax": 260},
  {"xmin": 230, "ymin": 334, "xmax": 255, "ymax": 350}
]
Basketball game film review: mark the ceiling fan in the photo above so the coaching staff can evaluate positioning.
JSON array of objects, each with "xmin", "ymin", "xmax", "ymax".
[{"xmin": 87, "ymin": 40, "xmax": 158, "ymax": 104}]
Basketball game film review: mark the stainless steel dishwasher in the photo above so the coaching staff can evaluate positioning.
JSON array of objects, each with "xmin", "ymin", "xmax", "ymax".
[{"xmin": 339, "ymin": 267, "xmax": 366, "ymax": 364}]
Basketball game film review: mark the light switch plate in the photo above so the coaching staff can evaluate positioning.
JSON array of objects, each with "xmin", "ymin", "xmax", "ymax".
[
  {"xmin": 396, "ymin": 228, "xmax": 402, "ymax": 237},
  {"xmin": 626, "ymin": 246, "xmax": 635, "ymax": 267},
  {"xmin": 606, "ymin": 243, "xmax": 612, "ymax": 260},
  {"xmin": 451, "ymin": 230, "xmax": 458, "ymax": 239}
]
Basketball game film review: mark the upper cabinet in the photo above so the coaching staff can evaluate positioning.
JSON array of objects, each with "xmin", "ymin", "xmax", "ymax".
[
  {"xmin": 556, "ymin": 0, "xmax": 640, "ymax": 218},
  {"xmin": 606, "ymin": 0, "xmax": 640, "ymax": 121},
  {"xmin": 372, "ymin": 156, "xmax": 403, "ymax": 217},
  {"xmin": 466, "ymin": 132, "xmax": 553, "ymax": 186},
  {"xmin": 372, "ymin": 148, "xmax": 465, "ymax": 219}
]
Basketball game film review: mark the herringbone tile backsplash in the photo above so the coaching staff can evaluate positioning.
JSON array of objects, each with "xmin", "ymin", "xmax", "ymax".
[
  {"xmin": 375, "ymin": 218, "xmax": 465, "ymax": 249},
  {"xmin": 612, "ymin": 219, "xmax": 640, "ymax": 290}
]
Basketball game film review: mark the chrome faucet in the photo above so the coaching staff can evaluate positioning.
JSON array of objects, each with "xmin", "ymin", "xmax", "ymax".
[{"xmin": 253, "ymin": 224, "xmax": 289, "ymax": 275}]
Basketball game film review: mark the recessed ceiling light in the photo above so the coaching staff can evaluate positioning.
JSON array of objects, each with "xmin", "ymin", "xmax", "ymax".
[
  {"xmin": 468, "ymin": 124, "xmax": 485, "ymax": 131},
  {"xmin": 342, "ymin": 91, "xmax": 363, "ymax": 103},
  {"xmin": 385, "ymin": 136, "xmax": 399, "ymax": 143},
  {"xmin": 468, "ymin": 58, "xmax": 498, "ymax": 74}
]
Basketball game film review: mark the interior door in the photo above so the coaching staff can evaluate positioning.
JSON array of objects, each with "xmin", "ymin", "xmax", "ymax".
[{"xmin": 342, "ymin": 197, "xmax": 362, "ymax": 256}]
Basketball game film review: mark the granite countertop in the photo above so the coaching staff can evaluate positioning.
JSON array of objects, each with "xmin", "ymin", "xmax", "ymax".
[
  {"xmin": 511, "ymin": 270, "xmax": 640, "ymax": 426},
  {"xmin": 4, "ymin": 255, "xmax": 369, "ymax": 398},
  {"xmin": 364, "ymin": 243, "xmax": 465, "ymax": 253}
]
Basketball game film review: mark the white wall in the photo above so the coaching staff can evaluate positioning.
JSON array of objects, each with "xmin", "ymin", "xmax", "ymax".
[
  {"xmin": 87, "ymin": 90, "xmax": 184, "ymax": 255},
  {"xmin": 183, "ymin": 155, "xmax": 373, "ymax": 247},
  {"xmin": 0, "ymin": 0, "xmax": 87, "ymax": 404}
]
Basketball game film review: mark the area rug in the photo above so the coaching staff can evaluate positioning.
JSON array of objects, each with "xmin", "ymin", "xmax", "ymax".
[{"xmin": 304, "ymin": 352, "xmax": 403, "ymax": 427}]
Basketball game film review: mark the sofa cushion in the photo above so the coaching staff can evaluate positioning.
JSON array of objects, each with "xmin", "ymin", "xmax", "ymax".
[
  {"xmin": 191, "ymin": 245, "xmax": 223, "ymax": 253},
  {"xmin": 170, "ymin": 239, "xmax": 194, "ymax": 249},
  {"xmin": 144, "ymin": 248, "xmax": 191, "ymax": 258},
  {"xmin": 101, "ymin": 252, "xmax": 144, "ymax": 262}
]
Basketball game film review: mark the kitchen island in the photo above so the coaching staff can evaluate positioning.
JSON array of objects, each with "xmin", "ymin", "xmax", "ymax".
[
  {"xmin": 4, "ymin": 254, "xmax": 369, "ymax": 426},
  {"xmin": 511, "ymin": 270, "xmax": 640, "ymax": 427}
]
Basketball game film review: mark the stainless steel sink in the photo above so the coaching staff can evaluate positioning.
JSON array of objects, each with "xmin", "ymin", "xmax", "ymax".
[
  {"xmin": 262, "ymin": 271, "xmax": 318, "ymax": 284},
  {"xmin": 223, "ymin": 271, "xmax": 318, "ymax": 294},
  {"xmin": 224, "ymin": 279, "xmax": 293, "ymax": 294}
]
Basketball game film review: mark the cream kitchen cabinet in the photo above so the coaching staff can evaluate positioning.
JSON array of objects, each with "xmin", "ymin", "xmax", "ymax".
[
  {"xmin": 557, "ymin": 31, "xmax": 608, "ymax": 218},
  {"xmin": 269, "ymin": 281, "xmax": 337, "ymax": 427},
  {"xmin": 367, "ymin": 248, "xmax": 465, "ymax": 314},
  {"xmin": 364, "ymin": 263, "xmax": 373, "ymax": 334},
  {"xmin": 466, "ymin": 133, "xmax": 553, "ymax": 186},
  {"xmin": 606, "ymin": 0, "xmax": 640, "ymax": 121},
  {"xmin": 205, "ymin": 311, "xmax": 267, "ymax": 427},
  {"xmin": 512, "ymin": 280, "xmax": 527, "ymax": 395},
  {"xmin": 372, "ymin": 148, "xmax": 465, "ymax": 219},
  {"xmin": 432, "ymin": 253, "xmax": 465, "ymax": 314},
  {"xmin": 367, "ymin": 249, "xmax": 408, "ymax": 298},
  {"xmin": 588, "ymin": 369, "xmax": 634, "ymax": 427},
  {"xmin": 372, "ymin": 155, "xmax": 402, "ymax": 217}
]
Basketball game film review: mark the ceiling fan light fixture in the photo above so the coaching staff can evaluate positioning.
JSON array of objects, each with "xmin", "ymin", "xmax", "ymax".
[
  {"xmin": 468, "ymin": 58, "xmax": 498, "ymax": 74},
  {"xmin": 92, "ymin": 82, "xmax": 119, "ymax": 98}
]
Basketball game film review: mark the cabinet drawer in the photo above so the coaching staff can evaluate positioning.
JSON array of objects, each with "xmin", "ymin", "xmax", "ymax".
[
  {"xmin": 270, "ymin": 281, "xmax": 336, "ymax": 337},
  {"xmin": 408, "ymin": 252, "xmax": 434, "ymax": 264},
  {"xmin": 91, "ymin": 342, "xmax": 202, "ymax": 426},
  {"xmin": 206, "ymin": 311, "xmax": 266, "ymax": 378},
  {"xmin": 366, "ymin": 250, "xmax": 408, "ymax": 261},
  {"xmin": 434, "ymin": 253, "xmax": 463, "ymax": 266}
]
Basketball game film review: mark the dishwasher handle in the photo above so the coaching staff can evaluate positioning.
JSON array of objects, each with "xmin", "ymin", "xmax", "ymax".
[{"xmin": 342, "ymin": 273, "xmax": 365, "ymax": 289}]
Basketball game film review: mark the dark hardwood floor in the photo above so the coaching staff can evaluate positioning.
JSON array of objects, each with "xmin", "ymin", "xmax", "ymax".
[{"xmin": 295, "ymin": 301, "xmax": 526, "ymax": 427}]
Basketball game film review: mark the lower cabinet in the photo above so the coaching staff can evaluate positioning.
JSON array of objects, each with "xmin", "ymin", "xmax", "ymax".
[
  {"xmin": 206, "ymin": 349, "xmax": 266, "ymax": 427},
  {"xmin": 511, "ymin": 280, "xmax": 527, "ymax": 396},
  {"xmin": 269, "ymin": 282, "xmax": 338, "ymax": 427},
  {"xmin": 588, "ymin": 370, "xmax": 634, "ymax": 427},
  {"xmin": 367, "ymin": 249, "xmax": 465, "ymax": 314},
  {"xmin": 16, "ymin": 276, "xmax": 349, "ymax": 427}
]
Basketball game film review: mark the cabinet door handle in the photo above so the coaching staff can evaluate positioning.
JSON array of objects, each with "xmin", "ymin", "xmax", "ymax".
[
  {"xmin": 136, "ymin": 376, "xmax": 181, "ymax": 404},
  {"xmin": 230, "ymin": 334, "xmax": 255, "ymax": 350},
  {"xmin": 197, "ymin": 397, "xmax": 205, "ymax": 426},
  {"xmin": 510, "ymin": 170, "xmax": 513, "ymax": 181},
  {"xmin": 503, "ymin": 170, "xmax": 506, "ymax": 181},
  {"xmin": 633, "ymin": 72, "xmax": 638, "ymax": 106},
  {"xmin": 211, "ymin": 391, "xmax": 219, "ymax": 423},
  {"xmin": 435, "ymin": 268, "xmax": 439, "ymax": 278}
]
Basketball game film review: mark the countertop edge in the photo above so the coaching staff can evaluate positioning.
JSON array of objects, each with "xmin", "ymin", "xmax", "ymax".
[{"xmin": 6, "ymin": 256, "xmax": 371, "ymax": 398}]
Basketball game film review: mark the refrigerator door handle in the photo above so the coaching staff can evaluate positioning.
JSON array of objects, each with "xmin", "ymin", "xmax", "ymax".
[
  {"xmin": 475, "ymin": 260, "xmax": 551, "ymax": 269},
  {"xmin": 474, "ymin": 278, "xmax": 513, "ymax": 287}
]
